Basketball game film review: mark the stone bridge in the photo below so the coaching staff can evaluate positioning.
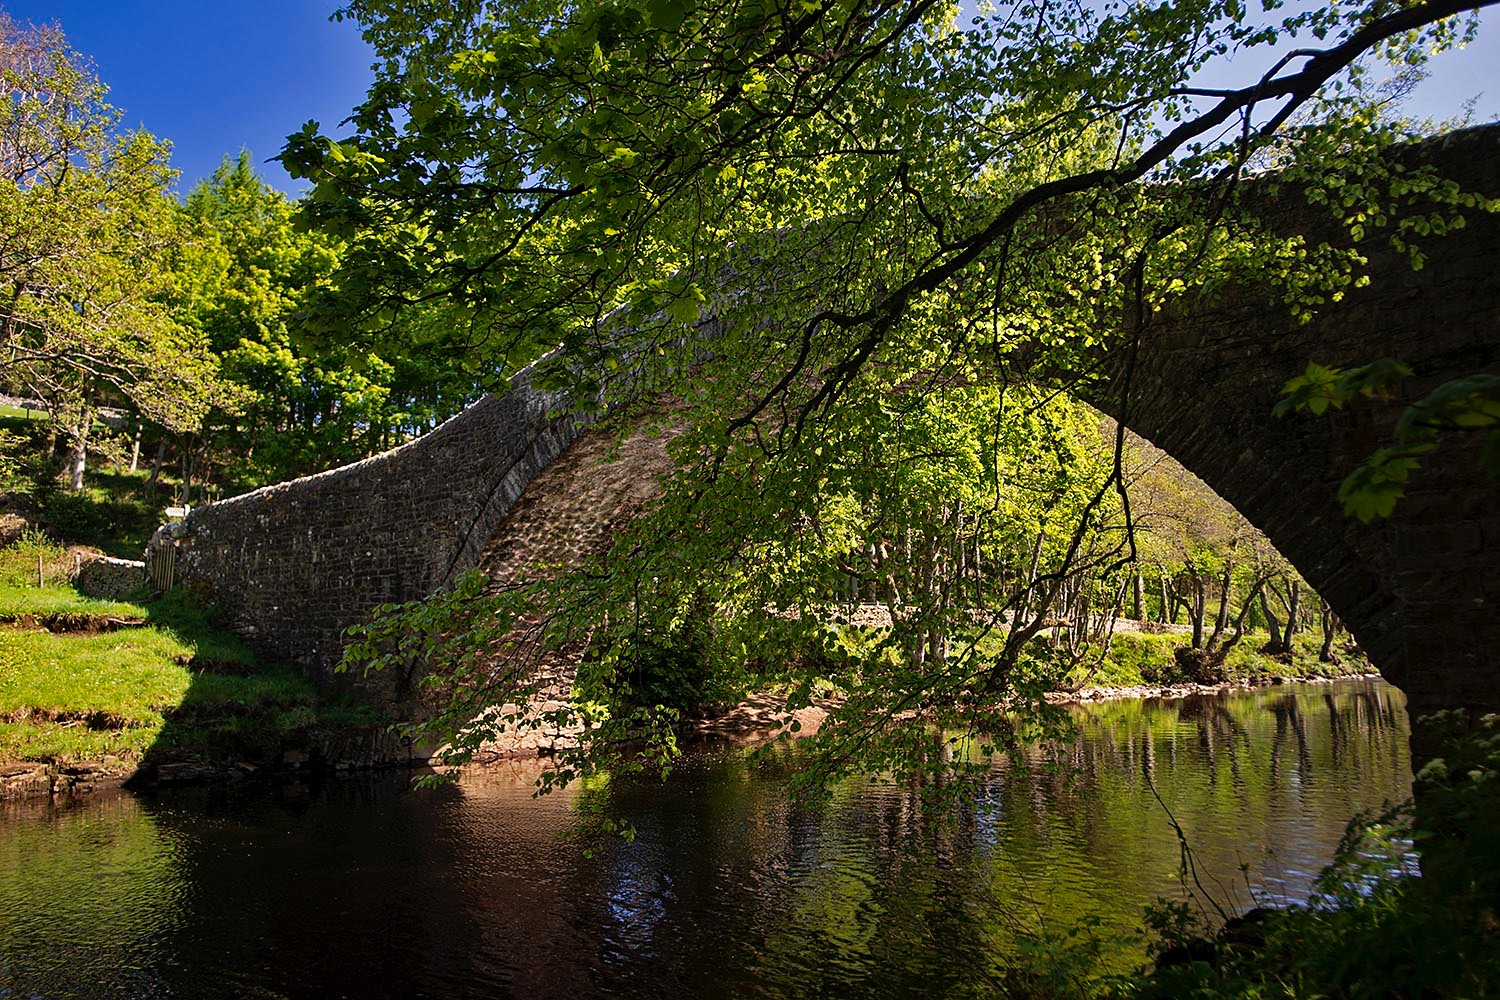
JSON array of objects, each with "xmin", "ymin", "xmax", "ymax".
[{"xmin": 171, "ymin": 125, "xmax": 1500, "ymax": 716}]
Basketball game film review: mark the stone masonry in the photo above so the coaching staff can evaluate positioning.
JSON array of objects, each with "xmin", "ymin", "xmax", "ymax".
[
  {"xmin": 1081, "ymin": 125, "xmax": 1500, "ymax": 714},
  {"xmin": 174, "ymin": 361, "xmax": 594, "ymax": 673}
]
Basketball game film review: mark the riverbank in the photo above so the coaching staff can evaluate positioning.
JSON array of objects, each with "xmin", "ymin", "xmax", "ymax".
[
  {"xmin": 0, "ymin": 541, "xmax": 395, "ymax": 800},
  {"xmin": 0, "ymin": 522, "xmax": 1376, "ymax": 798},
  {"xmin": 1049, "ymin": 670, "xmax": 1381, "ymax": 704},
  {"xmin": 685, "ymin": 628, "xmax": 1374, "ymax": 745},
  {"xmin": 689, "ymin": 667, "xmax": 1377, "ymax": 746}
]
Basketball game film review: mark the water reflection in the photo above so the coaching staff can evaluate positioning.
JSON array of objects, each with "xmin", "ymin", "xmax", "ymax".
[{"xmin": 0, "ymin": 679, "xmax": 1410, "ymax": 999}]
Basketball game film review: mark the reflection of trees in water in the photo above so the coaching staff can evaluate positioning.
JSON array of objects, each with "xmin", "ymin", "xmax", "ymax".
[
  {"xmin": 0, "ymin": 794, "xmax": 186, "ymax": 997},
  {"xmin": 1, "ymin": 681, "xmax": 1413, "ymax": 999},
  {"xmin": 595, "ymin": 745, "xmax": 1020, "ymax": 996},
  {"xmin": 1175, "ymin": 696, "xmax": 1252, "ymax": 791},
  {"xmin": 1266, "ymin": 692, "xmax": 1314, "ymax": 807}
]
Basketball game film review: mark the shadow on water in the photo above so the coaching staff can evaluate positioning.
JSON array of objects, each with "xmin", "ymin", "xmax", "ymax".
[
  {"xmin": 1, "ymin": 678, "xmax": 1412, "ymax": 999},
  {"xmin": 120, "ymin": 590, "xmax": 394, "ymax": 787}
]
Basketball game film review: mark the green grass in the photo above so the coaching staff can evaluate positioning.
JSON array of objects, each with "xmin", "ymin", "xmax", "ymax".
[
  {"xmin": 0, "ymin": 723, "xmax": 159, "ymax": 762},
  {"xmin": 0, "ymin": 583, "xmax": 147, "ymax": 619},
  {"xmin": 1064, "ymin": 628, "xmax": 1366, "ymax": 689},
  {"xmin": 0, "ymin": 618, "xmax": 346, "ymax": 765},
  {"xmin": 0, "ymin": 551, "xmax": 382, "ymax": 766},
  {"xmin": 0, "ymin": 629, "xmax": 193, "ymax": 722},
  {"xmin": 1085, "ymin": 632, "xmax": 1183, "ymax": 686},
  {"xmin": 0, "ymin": 404, "xmax": 45, "ymax": 422}
]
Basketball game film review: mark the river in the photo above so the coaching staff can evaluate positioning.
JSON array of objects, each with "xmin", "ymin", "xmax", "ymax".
[{"xmin": 0, "ymin": 678, "xmax": 1410, "ymax": 998}]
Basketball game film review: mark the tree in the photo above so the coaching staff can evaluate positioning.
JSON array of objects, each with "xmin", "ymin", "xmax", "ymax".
[
  {"xmin": 307, "ymin": 0, "xmax": 1495, "ymax": 786},
  {"xmin": 173, "ymin": 151, "xmax": 487, "ymax": 494},
  {"xmin": 0, "ymin": 14, "xmax": 227, "ymax": 491}
]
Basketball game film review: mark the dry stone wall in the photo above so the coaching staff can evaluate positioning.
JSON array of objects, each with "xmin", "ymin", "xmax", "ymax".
[{"xmin": 75, "ymin": 556, "xmax": 146, "ymax": 600}]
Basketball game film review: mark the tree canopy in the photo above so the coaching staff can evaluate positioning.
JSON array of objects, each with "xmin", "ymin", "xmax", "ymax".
[
  {"xmin": 0, "ymin": 13, "xmax": 228, "ymax": 490},
  {"xmin": 0, "ymin": 8, "xmax": 485, "ymax": 503}
]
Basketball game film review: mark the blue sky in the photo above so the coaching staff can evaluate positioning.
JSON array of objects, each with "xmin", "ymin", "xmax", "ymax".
[
  {"xmin": 9, "ymin": 2, "xmax": 1498, "ymax": 197},
  {"xmin": 7, "ymin": 1, "xmax": 374, "ymax": 195}
]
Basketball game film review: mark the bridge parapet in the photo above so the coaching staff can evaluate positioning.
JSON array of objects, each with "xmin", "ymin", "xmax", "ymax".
[{"xmin": 174, "ymin": 363, "xmax": 594, "ymax": 673}]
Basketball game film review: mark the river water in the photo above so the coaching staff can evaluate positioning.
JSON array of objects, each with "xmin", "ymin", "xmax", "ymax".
[{"xmin": 0, "ymin": 678, "xmax": 1410, "ymax": 998}]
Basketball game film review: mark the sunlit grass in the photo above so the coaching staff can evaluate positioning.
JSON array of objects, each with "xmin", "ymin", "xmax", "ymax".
[
  {"xmin": 0, "ymin": 624, "xmax": 336, "ymax": 764},
  {"xmin": 0, "ymin": 722, "xmax": 159, "ymax": 762},
  {"xmin": 0, "ymin": 583, "xmax": 147, "ymax": 619},
  {"xmin": 0, "ymin": 566, "xmax": 371, "ymax": 765},
  {"xmin": 0, "ymin": 629, "xmax": 192, "ymax": 722},
  {"xmin": 0, "ymin": 403, "xmax": 45, "ymax": 421},
  {"xmin": 1065, "ymin": 629, "xmax": 1363, "ymax": 689}
]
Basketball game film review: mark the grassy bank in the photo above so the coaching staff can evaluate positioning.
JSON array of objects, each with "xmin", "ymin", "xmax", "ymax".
[
  {"xmin": 0, "ymin": 537, "xmax": 382, "ymax": 772},
  {"xmin": 1068, "ymin": 628, "xmax": 1366, "ymax": 691}
]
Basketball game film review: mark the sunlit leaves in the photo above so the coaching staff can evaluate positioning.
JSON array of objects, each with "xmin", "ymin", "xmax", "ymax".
[
  {"xmin": 1281, "ymin": 365, "xmax": 1500, "ymax": 521},
  {"xmin": 313, "ymin": 0, "xmax": 1494, "ymax": 791},
  {"xmin": 0, "ymin": 15, "xmax": 233, "ymax": 485}
]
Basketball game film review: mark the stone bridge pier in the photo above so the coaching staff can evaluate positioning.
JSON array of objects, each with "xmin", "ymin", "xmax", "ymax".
[{"xmin": 171, "ymin": 126, "xmax": 1500, "ymax": 718}]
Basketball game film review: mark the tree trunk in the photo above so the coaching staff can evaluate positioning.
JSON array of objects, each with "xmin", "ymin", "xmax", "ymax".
[
  {"xmin": 145, "ymin": 439, "xmax": 166, "ymax": 498},
  {"xmin": 1259, "ymin": 588, "xmax": 1282, "ymax": 653},
  {"xmin": 1187, "ymin": 570, "xmax": 1206, "ymax": 649},
  {"xmin": 65, "ymin": 427, "xmax": 87, "ymax": 490},
  {"xmin": 1206, "ymin": 561, "xmax": 1233, "ymax": 650},
  {"xmin": 1282, "ymin": 577, "xmax": 1301, "ymax": 653},
  {"xmin": 63, "ymin": 382, "xmax": 93, "ymax": 491},
  {"xmin": 1319, "ymin": 600, "xmax": 1340, "ymax": 663},
  {"xmin": 1132, "ymin": 568, "xmax": 1144, "ymax": 621},
  {"xmin": 180, "ymin": 435, "xmax": 199, "ymax": 506},
  {"xmin": 1221, "ymin": 578, "xmax": 1267, "ymax": 656},
  {"xmin": 129, "ymin": 420, "xmax": 142, "ymax": 472},
  {"xmin": 1016, "ymin": 531, "xmax": 1045, "ymax": 624},
  {"xmin": 1206, "ymin": 563, "xmax": 1230, "ymax": 641}
]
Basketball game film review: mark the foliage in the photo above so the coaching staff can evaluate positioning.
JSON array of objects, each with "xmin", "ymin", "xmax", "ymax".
[
  {"xmin": 23, "ymin": 468, "xmax": 175, "ymax": 556},
  {"xmin": 308, "ymin": 0, "xmax": 1494, "ymax": 801},
  {"xmin": 0, "ymin": 14, "xmax": 236, "ymax": 490},
  {"xmin": 0, "ymin": 428, "xmax": 26, "ymax": 492},
  {"xmin": 171, "ymin": 152, "xmax": 483, "ymax": 489}
]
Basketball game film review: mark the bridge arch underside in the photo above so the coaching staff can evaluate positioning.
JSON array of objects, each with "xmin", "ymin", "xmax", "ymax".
[{"xmin": 1085, "ymin": 225, "xmax": 1500, "ymax": 716}]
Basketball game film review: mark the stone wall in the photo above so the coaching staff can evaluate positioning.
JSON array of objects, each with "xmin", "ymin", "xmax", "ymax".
[
  {"xmin": 174, "ymin": 362, "xmax": 594, "ymax": 675},
  {"xmin": 74, "ymin": 556, "xmax": 146, "ymax": 600}
]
